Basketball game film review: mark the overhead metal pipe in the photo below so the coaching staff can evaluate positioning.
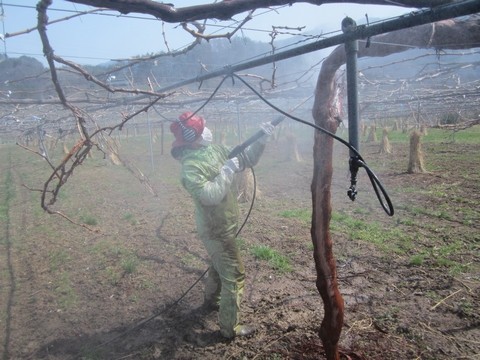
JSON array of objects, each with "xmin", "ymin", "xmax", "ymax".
[{"xmin": 156, "ymin": 0, "xmax": 480, "ymax": 94}]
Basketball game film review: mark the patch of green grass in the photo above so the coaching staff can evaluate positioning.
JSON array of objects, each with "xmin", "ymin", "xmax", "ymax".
[
  {"xmin": 80, "ymin": 213, "xmax": 98, "ymax": 226},
  {"xmin": 89, "ymin": 240, "xmax": 106, "ymax": 254},
  {"xmin": 331, "ymin": 210, "xmax": 471, "ymax": 274},
  {"xmin": 456, "ymin": 299, "xmax": 475, "ymax": 318},
  {"xmin": 331, "ymin": 211, "xmax": 412, "ymax": 253},
  {"xmin": 250, "ymin": 244, "xmax": 292, "ymax": 273},
  {"xmin": 90, "ymin": 242, "xmax": 141, "ymax": 284},
  {"xmin": 388, "ymin": 126, "xmax": 480, "ymax": 144},
  {"xmin": 456, "ymin": 206, "xmax": 479, "ymax": 226},
  {"xmin": 79, "ymin": 346, "xmax": 104, "ymax": 360},
  {"xmin": 385, "ymin": 130, "xmax": 410, "ymax": 143},
  {"xmin": 49, "ymin": 249, "xmax": 71, "ymax": 271},
  {"xmin": 396, "ymin": 217, "xmax": 416, "ymax": 226},
  {"xmin": 139, "ymin": 278, "xmax": 155, "ymax": 290},
  {"xmin": 352, "ymin": 207, "xmax": 371, "ymax": 216},
  {"xmin": 406, "ymin": 206, "xmax": 454, "ymax": 221},
  {"xmin": 426, "ymin": 290, "xmax": 441, "ymax": 302},
  {"xmin": 409, "ymin": 240, "xmax": 472, "ymax": 274},
  {"xmin": 374, "ymin": 307, "xmax": 400, "ymax": 328},
  {"xmin": 429, "ymin": 242, "xmax": 465, "ymax": 272},
  {"xmin": 180, "ymin": 253, "xmax": 203, "ymax": 268},
  {"xmin": 278, "ymin": 208, "xmax": 311, "ymax": 223},
  {"xmin": 121, "ymin": 254, "xmax": 139, "ymax": 274},
  {"xmin": 426, "ymin": 184, "xmax": 449, "ymax": 198},
  {"xmin": 409, "ymin": 254, "xmax": 425, "ymax": 266},
  {"xmin": 434, "ymin": 257, "xmax": 456, "ymax": 268},
  {"xmin": 122, "ymin": 212, "xmax": 139, "ymax": 225},
  {"xmin": 440, "ymin": 124, "xmax": 480, "ymax": 143},
  {"xmin": 0, "ymin": 156, "xmax": 14, "ymax": 224},
  {"xmin": 54, "ymin": 271, "xmax": 77, "ymax": 310},
  {"xmin": 111, "ymin": 247, "xmax": 141, "ymax": 275},
  {"xmin": 436, "ymin": 240, "xmax": 463, "ymax": 256},
  {"xmin": 104, "ymin": 266, "xmax": 121, "ymax": 286},
  {"xmin": 435, "ymin": 209, "xmax": 453, "ymax": 221}
]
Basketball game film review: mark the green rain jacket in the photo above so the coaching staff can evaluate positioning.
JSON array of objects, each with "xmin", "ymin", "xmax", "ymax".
[{"xmin": 179, "ymin": 142, "xmax": 265, "ymax": 240}]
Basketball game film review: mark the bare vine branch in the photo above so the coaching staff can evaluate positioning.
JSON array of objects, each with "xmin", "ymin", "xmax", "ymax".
[
  {"xmin": 4, "ymin": 8, "xmax": 106, "ymax": 39},
  {"xmin": 64, "ymin": 0, "xmax": 456, "ymax": 23},
  {"xmin": 33, "ymin": 0, "xmax": 171, "ymax": 216}
]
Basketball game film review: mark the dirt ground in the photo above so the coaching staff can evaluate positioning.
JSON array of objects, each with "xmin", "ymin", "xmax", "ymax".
[{"xmin": 1, "ymin": 129, "xmax": 479, "ymax": 360}]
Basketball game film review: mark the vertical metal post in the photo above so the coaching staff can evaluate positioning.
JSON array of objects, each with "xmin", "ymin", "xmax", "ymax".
[
  {"xmin": 0, "ymin": 1, "xmax": 7, "ymax": 58},
  {"xmin": 342, "ymin": 17, "xmax": 360, "ymax": 201},
  {"xmin": 236, "ymin": 101, "xmax": 242, "ymax": 143},
  {"xmin": 146, "ymin": 111, "xmax": 154, "ymax": 172},
  {"xmin": 160, "ymin": 121, "xmax": 164, "ymax": 155}
]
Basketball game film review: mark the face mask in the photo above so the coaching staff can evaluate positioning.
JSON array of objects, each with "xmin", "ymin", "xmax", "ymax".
[{"xmin": 199, "ymin": 127, "xmax": 212, "ymax": 145}]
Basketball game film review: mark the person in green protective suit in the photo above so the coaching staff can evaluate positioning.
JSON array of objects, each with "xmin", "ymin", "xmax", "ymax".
[{"xmin": 170, "ymin": 111, "xmax": 274, "ymax": 339}]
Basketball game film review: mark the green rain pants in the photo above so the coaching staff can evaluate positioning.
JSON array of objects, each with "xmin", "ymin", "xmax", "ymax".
[{"xmin": 201, "ymin": 234, "xmax": 245, "ymax": 338}]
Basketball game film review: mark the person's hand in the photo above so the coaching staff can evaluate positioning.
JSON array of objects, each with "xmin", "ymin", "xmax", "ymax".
[
  {"xmin": 260, "ymin": 121, "xmax": 275, "ymax": 136},
  {"xmin": 259, "ymin": 121, "xmax": 275, "ymax": 144},
  {"xmin": 222, "ymin": 157, "xmax": 240, "ymax": 175}
]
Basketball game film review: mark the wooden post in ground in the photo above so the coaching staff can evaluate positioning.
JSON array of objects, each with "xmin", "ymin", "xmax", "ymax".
[
  {"xmin": 407, "ymin": 130, "xmax": 426, "ymax": 173},
  {"xmin": 379, "ymin": 128, "xmax": 392, "ymax": 154}
]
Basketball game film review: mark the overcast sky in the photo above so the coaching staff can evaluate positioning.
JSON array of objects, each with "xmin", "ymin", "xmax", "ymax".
[{"xmin": 2, "ymin": 0, "xmax": 414, "ymax": 65}]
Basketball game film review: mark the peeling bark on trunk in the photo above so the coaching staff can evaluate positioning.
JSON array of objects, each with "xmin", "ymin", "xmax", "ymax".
[
  {"xmin": 311, "ymin": 51, "xmax": 344, "ymax": 359},
  {"xmin": 311, "ymin": 15, "xmax": 479, "ymax": 359}
]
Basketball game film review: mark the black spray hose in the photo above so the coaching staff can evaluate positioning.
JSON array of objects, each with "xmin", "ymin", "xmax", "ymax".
[{"xmin": 231, "ymin": 73, "xmax": 394, "ymax": 216}]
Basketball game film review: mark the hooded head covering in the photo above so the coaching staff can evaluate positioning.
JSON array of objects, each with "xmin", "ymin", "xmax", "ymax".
[{"xmin": 170, "ymin": 112, "xmax": 205, "ymax": 149}]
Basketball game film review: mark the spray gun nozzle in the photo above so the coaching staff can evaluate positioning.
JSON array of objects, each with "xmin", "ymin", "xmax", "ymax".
[
  {"xmin": 347, "ymin": 185, "xmax": 357, "ymax": 201},
  {"xmin": 348, "ymin": 156, "xmax": 361, "ymax": 202}
]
